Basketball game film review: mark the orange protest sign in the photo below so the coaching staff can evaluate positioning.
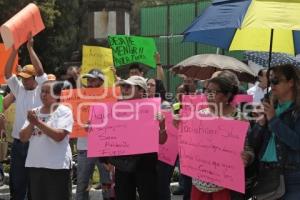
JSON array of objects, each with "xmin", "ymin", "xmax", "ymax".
[
  {"xmin": 0, "ymin": 43, "xmax": 18, "ymax": 84},
  {"xmin": 60, "ymin": 87, "xmax": 121, "ymax": 138},
  {"xmin": 0, "ymin": 3, "xmax": 45, "ymax": 49}
]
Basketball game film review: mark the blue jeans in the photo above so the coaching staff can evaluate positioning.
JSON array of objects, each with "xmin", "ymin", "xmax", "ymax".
[
  {"xmin": 9, "ymin": 139, "xmax": 30, "ymax": 200},
  {"xmin": 76, "ymin": 150, "xmax": 112, "ymax": 200},
  {"xmin": 283, "ymin": 170, "xmax": 300, "ymax": 200}
]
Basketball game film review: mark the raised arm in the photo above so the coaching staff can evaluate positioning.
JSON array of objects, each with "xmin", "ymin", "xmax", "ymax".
[
  {"xmin": 27, "ymin": 34, "xmax": 44, "ymax": 76},
  {"xmin": 4, "ymin": 48, "xmax": 18, "ymax": 79},
  {"xmin": 156, "ymin": 52, "xmax": 165, "ymax": 81}
]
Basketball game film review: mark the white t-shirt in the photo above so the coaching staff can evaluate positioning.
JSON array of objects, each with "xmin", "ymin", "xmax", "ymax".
[
  {"xmin": 247, "ymin": 82, "xmax": 267, "ymax": 103},
  {"xmin": 7, "ymin": 74, "xmax": 48, "ymax": 139},
  {"xmin": 25, "ymin": 104, "xmax": 74, "ymax": 169}
]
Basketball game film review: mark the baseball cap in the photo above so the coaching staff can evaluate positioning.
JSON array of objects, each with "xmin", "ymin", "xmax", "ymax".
[
  {"xmin": 117, "ymin": 76, "xmax": 148, "ymax": 91},
  {"xmin": 82, "ymin": 69, "xmax": 105, "ymax": 81},
  {"xmin": 17, "ymin": 65, "xmax": 37, "ymax": 78}
]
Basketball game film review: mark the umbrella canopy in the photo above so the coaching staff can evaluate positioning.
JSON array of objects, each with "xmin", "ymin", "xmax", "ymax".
[
  {"xmin": 183, "ymin": 0, "xmax": 300, "ymax": 55},
  {"xmin": 170, "ymin": 54, "xmax": 256, "ymax": 82},
  {"xmin": 245, "ymin": 51, "xmax": 300, "ymax": 67}
]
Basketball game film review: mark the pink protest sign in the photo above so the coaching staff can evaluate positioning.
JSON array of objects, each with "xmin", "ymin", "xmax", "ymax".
[
  {"xmin": 158, "ymin": 111, "xmax": 178, "ymax": 166},
  {"xmin": 232, "ymin": 95, "xmax": 253, "ymax": 105},
  {"xmin": 178, "ymin": 117, "xmax": 249, "ymax": 193},
  {"xmin": 0, "ymin": 3, "xmax": 45, "ymax": 49},
  {"xmin": 87, "ymin": 98, "xmax": 161, "ymax": 157}
]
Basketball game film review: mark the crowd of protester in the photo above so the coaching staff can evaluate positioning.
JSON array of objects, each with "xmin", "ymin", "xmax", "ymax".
[{"xmin": 1, "ymin": 34, "xmax": 300, "ymax": 200}]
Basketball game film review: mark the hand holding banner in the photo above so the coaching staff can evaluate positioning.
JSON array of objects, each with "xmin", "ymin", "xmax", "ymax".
[
  {"xmin": 0, "ymin": 3, "xmax": 45, "ymax": 49},
  {"xmin": 108, "ymin": 35, "xmax": 157, "ymax": 68}
]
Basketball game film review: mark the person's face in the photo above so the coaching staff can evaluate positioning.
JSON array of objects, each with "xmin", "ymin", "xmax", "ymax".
[
  {"xmin": 147, "ymin": 79, "xmax": 156, "ymax": 98},
  {"xmin": 87, "ymin": 77, "xmax": 103, "ymax": 88},
  {"xmin": 129, "ymin": 69, "xmax": 143, "ymax": 77},
  {"xmin": 269, "ymin": 71, "xmax": 294, "ymax": 98},
  {"xmin": 204, "ymin": 82, "xmax": 228, "ymax": 105},
  {"xmin": 121, "ymin": 84, "xmax": 142, "ymax": 100},
  {"xmin": 183, "ymin": 77, "xmax": 197, "ymax": 93},
  {"xmin": 67, "ymin": 66, "xmax": 79, "ymax": 77},
  {"xmin": 258, "ymin": 71, "xmax": 268, "ymax": 89},
  {"xmin": 40, "ymin": 83, "xmax": 57, "ymax": 106},
  {"xmin": 21, "ymin": 77, "xmax": 36, "ymax": 90}
]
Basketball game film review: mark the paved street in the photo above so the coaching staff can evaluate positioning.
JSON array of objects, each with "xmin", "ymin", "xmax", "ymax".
[{"xmin": 0, "ymin": 178, "xmax": 183, "ymax": 200}]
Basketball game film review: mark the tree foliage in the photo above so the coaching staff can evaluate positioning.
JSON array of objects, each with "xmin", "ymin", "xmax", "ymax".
[
  {"xmin": 0, "ymin": 0, "xmax": 196, "ymax": 73},
  {"xmin": 0, "ymin": 0, "xmax": 80, "ymax": 74}
]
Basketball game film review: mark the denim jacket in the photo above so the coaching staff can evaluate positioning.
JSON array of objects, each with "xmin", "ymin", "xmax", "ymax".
[{"xmin": 249, "ymin": 104, "xmax": 300, "ymax": 168}]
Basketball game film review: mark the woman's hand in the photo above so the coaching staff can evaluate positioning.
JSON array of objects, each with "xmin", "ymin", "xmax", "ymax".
[
  {"xmin": 156, "ymin": 112, "xmax": 166, "ymax": 130},
  {"xmin": 172, "ymin": 114, "xmax": 181, "ymax": 129},
  {"xmin": 156, "ymin": 113, "xmax": 168, "ymax": 144},
  {"xmin": 27, "ymin": 110, "xmax": 39, "ymax": 126},
  {"xmin": 263, "ymin": 101, "xmax": 276, "ymax": 121},
  {"xmin": 241, "ymin": 151, "xmax": 253, "ymax": 167}
]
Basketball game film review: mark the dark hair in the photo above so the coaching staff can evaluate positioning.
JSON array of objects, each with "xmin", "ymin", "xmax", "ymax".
[
  {"xmin": 147, "ymin": 78, "xmax": 167, "ymax": 101},
  {"xmin": 208, "ymin": 77, "xmax": 239, "ymax": 103},
  {"xmin": 53, "ymin": 82, "xmax": 64, "ymax": 97},
  {"xmin": 268, "ymin": 64, "xmax": 300, "ymax": 111},
  {"xmin": 258, "ymin": 69, "xmax": 267, "ymax": 77},
  {"xmin": 44, "ymin": 81, "xmax": 65, "ymax": 102},
  {"xmin": 129, "ymin": 63, "xmax": 143, "ymax": 73}
]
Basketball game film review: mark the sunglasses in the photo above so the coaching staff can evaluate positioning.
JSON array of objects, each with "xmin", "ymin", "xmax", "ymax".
[{"xmin": 269, "ymin": 78, "xmax": 285, "ymax": 85}]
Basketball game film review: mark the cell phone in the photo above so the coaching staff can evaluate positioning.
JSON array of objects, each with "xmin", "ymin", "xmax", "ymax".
[{"xmin": 261, "ymin": 93, "xmax": 270, "ymax": 104}]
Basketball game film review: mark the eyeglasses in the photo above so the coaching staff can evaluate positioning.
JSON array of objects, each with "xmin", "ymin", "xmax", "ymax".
[
  {"xmin": 203, "ymin": 87, "xmax": 222, "ymax": 94},
  {"xmin": 269, "ymin": 78, "xmax": 285, "ymax": 85}
]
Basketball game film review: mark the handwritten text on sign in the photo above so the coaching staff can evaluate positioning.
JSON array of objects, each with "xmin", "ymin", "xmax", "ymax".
[
  {"xmin": 178, "ymin": 117, "xmax": 249, "ymax": 193},
  {"xmin": 60, "ymin": 87, "xmax": 120, "ymax": 138},
  {"xmin": 108, "ymin": 35, "xmax": 157, "ymax": 68},
  {"xmin": 87, "ymin": 98, "xmax": 161, "ymax": 157},
  {"xmin": 158, "ymin": 111, "xmax": 179, "ymax": 166},
  {"xmin": 81, "ymin": 45, "xmax": 115, "ymax": 87}
]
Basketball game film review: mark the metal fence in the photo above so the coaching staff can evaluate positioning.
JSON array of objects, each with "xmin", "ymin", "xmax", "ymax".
[{"xmin": 140, "ymin": 1, "xmax": 243, "ymax": 93}]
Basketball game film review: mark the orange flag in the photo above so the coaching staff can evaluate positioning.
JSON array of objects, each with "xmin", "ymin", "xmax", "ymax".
[
  {"xmin": 0, "ymin": 3, "xmax": 45, "ymax": 49},
  {"xmin": 0, "ymin": 43, "xmax": 18, "ymax": 84}
]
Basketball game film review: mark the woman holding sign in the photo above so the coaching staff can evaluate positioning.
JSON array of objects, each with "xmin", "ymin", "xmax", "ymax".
[
  {"xmin": 249, "ymin": 64, "xmax": 300, "ymax": 199},
  {"xmin": 191, "ymin": 76, "xmax": 254, "ymax": 200},
  {"xmin": 20, "ymin": 81, "xmax": 73, "ymax": 200}
]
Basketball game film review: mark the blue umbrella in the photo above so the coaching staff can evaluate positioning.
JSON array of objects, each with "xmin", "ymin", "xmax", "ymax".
[
  {"xmin": 245, "ymin": 51, "xmax": 300, "ymax": 68},
  {"xmin": 183, "ymin": 0, "xmax": 300, "ymax": 56}
]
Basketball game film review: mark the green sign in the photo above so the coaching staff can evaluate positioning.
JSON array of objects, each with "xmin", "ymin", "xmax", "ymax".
[{"xmin": 108, "ymin": 35, "xmax": 157, "ymax": 68}]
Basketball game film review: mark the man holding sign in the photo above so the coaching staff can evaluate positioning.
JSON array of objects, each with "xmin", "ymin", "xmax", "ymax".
[
  {"xmin": 76, "ymin": 69, "xmax": 114, "ymax": 200},
  {"xmin": 5, "ymin": 34, "xmax": 47, "ymax": 200}
]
